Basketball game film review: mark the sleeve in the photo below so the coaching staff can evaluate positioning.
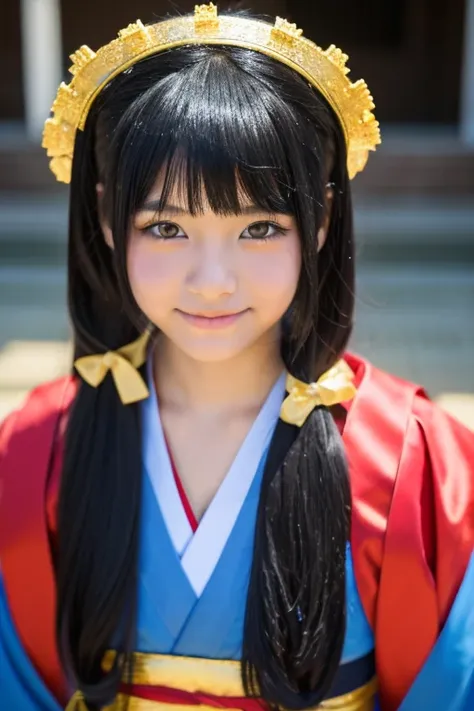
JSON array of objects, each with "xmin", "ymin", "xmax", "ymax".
[
  {"xmin": 0, "ymin": 572, "xmax": 62, "ymax": 710},
  {"xmin": 413, "ymin": 393, "xmax": 474, "ymax": 626},
  {"xmin": 0, "ymin": 383, "xmax": 74, "ymax": 708},
  {"xmin": 377, "ymin": 393, "xmax": 474, "ymax": 711},
  {"xmin": 397, "ymin": 551, "xmax": 474, "ymax": 711},
  {"xmin": 397, "ymin": 395, "xmax": 474, "ymax": 711}
]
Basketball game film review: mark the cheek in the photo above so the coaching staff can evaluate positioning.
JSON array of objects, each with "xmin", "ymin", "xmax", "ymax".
[
  {"xmin": 127, "ymin": 241, "xmax": 179, "ymax": 306},
  {"xmin": 245, "ymin": 238, "xmax": 301, "ymax": 306}
]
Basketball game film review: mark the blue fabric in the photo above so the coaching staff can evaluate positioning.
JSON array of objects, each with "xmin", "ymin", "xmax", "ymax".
[
  {"xmin": 136, "ymin": 471, "xmax": 198, "ymax": 653},
  {"xmin": 342, "ymin": 543, "xmax": 374, "ymax": 663},
  {"xmin": 136, "ymin": 446, "xmax": 268, "ymax": 658},
  {"xmin": 0, "ymin": 573, "xmax": 61, "ymax": 710},
  {"xmin": 398, "ymin": 550, "xmax": 474, "ymax": 711},
  {"xmin": 137, "ymin": 451, "xmax": 374, "ymax": 663}
]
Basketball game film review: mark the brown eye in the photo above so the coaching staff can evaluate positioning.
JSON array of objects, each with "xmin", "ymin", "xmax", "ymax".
[
  {"xmin": 247, "ymin": 222, "xmax": 271, "ymax": 239},
  {"xmin": 241, "ymin": 221, "xmax": 289, "ymax": 241},
  {"xmin": 144, "ymin": 221, "xmax": 184, "ymax": 239},
  {"xmin": 157, "ymin": 222, "xmax": 181, "ymax": 238}
]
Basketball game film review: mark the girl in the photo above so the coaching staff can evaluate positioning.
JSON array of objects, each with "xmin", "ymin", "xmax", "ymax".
[{"xmin": 1, "ymin": 6, "xmax": 473, "ymax": 711}]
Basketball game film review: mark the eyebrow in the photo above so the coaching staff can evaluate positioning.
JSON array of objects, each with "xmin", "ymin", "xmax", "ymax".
[{"xmin": 137, "ymin": 201, "xmax": 279, "ymax": 216}]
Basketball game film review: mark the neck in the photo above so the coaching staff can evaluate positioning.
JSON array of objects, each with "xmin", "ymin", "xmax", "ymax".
[{"xmin": 152, "ymin": 330, "xmax": 285, "ymax": 416}]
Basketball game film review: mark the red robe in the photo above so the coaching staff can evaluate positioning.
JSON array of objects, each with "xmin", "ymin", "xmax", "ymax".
[{"xmin": 0, "ymin": 352, "xmax": 473, "ymax": 710}]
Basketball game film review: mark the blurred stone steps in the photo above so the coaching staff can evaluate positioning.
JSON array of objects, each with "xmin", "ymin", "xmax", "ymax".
[
  {"xmin": 355, "ymin": 197, "xmax": 474, "ymax": 244},
  {"xmin": 353, "ymin": 263, "xmax": 474, "ymax": 395},
  {"xmin": 0, "ymin": 264, "xmax": 66, "ymax": 302},
  {"xmin": 0, "ymin": 264, "xmax": 68, "ymax": 347}
]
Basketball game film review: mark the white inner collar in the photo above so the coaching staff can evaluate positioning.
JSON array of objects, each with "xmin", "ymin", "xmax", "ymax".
[{"xmin": 142, "ymin": 358, "xmax": 286, "ymax": 596}]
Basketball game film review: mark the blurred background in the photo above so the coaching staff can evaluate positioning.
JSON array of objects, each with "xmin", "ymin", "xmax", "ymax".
[{"xmin": 0, "ymin": 0, "xmax": 473, "ymax": 427}]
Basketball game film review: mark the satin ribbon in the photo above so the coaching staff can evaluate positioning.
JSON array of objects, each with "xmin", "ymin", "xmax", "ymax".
[
  {"xmin": 280, "ymin": 359, "xmax": 356, "ymax": 427},
  {"xmin": 74, "ymin": 331, "xmax": 151, "ymax": 405}
]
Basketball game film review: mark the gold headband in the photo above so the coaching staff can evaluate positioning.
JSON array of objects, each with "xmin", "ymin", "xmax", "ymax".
[
  {"xmin": 73, "ymin": 330, "xmax": 356, "ymax": 421},
  {"xmin": 43, "ymin": 3, "xmax": 380, "ymax": 184}
]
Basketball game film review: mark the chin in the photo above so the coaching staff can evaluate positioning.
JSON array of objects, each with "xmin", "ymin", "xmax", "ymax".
[
  {"xmin": 180, "ymin": 344, "xmax": 249, "ymax": 363},
  {"xmin": 174, "ymin": 333, "xmax": 259, "ymax": 363}
]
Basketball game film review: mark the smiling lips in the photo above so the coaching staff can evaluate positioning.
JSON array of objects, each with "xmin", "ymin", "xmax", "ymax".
[{"xmin": 177, "ymin": 309, "xmax": 249, "ymax": 329}]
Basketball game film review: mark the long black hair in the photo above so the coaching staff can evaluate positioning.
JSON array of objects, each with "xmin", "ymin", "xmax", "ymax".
[{"xmin": 57, "ymin": 10, "xmax": 354, "ymax": 710}]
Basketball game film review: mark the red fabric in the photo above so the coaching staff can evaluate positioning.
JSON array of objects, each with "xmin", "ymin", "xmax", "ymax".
[
  {"xmin": 1, "ymin": 353, "xmax": 473, "ymax": 711},
  {"xmin": 120, "ymin": 683, "xmax": 267, "ymax": 710},
  {"xmin": 342, "ymin": 353, "xmax": 474, "ymax": 711},
  {"xmin": 0, "ymin": 376, "xmax": 77, "ymax": 705},
  {"xmin": 164, "ymin": 436, "xmax": 199, "ymax": 533}
]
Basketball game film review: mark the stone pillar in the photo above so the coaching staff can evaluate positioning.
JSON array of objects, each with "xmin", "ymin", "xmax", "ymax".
[
  {"xmin": 461, "ymin": 0, "xmax": 474, "ymax": 144},
  {"xmin": 20, "ymin": 0, "xmax": 63, "ymax": 141}
]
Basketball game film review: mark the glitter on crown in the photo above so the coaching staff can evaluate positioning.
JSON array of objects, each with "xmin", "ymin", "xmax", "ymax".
[
  {"xmin": 271, "ymin": 17, "xmax": 303, "ymax": 45},
  {"xmin": 194, "ymin": 2, "xmax": 218, "ymax": 30},
  {"xmin": 323, "ymin": 45, "xmax": 350, "ymax": 75},
  {"xmin": 42, "ymin": 3, "xmax": 381, "ymax": 184},
  {"xmin": 118, "ymin": 20, "xmax": 147, "ymax": 39},
  {"xmin": 69, "ymin": 46, "xmax": 96, "ymax": 76}
]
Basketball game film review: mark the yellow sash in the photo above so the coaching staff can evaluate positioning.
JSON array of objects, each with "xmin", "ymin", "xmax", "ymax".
[{"xmin": 67, "ymin": 652, "xmax": 377, "ymax": 710}]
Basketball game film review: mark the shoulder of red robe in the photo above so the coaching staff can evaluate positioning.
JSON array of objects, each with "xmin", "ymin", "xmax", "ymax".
[
  {"xmin": 0, "ymin": 374, "xmax": 77, "ymax": 704},
  {"xmin": 0, "ymin": 374, "xmax": 78, "ymax": 445},
  {"xmin": 343, "ymin": 350, "xmax": 474, "ymax": 711}
]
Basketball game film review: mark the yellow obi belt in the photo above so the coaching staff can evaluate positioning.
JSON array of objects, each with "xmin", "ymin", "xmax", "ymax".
[{"xmin": 68, "ymin": 652, "xmax": 378, "ymax": 711}]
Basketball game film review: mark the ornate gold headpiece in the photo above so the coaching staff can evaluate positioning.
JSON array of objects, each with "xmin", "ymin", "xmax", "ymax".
[{"xmin": 43, "ymin": 2, "xmax": 381, "ymax": 184}]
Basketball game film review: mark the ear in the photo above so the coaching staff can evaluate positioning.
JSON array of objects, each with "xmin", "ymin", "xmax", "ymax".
[
  {"xmin": 96, "ymin": 183, "xmax": 114, "ymax": 249},
  {"xmin": 316, "ymin": 186, "xmax": 334, "ymax": 252}
]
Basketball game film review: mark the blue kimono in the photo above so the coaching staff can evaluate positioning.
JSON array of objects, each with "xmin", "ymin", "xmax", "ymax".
[{"xmin": 1, "ymin": 368, "xmax": 473, "ymax": 709}]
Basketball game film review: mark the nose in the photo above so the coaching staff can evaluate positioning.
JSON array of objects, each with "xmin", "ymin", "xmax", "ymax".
[{"xmin": 186, "ymin": 245, "xmax": 237, "ymax": 299}]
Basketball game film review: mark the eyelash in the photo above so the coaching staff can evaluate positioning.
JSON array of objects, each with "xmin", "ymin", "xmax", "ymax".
[{"xmin": 140, "ymin": 221, "xmax": 291, "ymax": 242}]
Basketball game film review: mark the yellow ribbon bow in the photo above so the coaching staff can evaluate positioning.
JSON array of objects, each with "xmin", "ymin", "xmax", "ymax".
[
  {"xmin": 280, "ymin": 359, "xmax": 356, "ymax": 427},
  {"xmin": 74, "ymin": 330, "xmax": 151, "ymax": 405}
]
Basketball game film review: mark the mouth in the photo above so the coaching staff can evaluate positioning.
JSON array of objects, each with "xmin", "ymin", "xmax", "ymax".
[{"xmin": 176, "ymin": 308, "xmax": 250, "ymax": 330}]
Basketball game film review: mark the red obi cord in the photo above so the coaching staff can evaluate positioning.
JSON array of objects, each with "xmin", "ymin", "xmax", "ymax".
[
  {"xmin": 164, "ymin": 437, "xmax": 199, "ymax": 533},
  {"xmin": 120, "ymin": 684, "xmax": 267, "ymax": 710}
]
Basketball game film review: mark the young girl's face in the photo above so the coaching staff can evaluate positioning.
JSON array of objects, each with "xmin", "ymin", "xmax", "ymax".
[{"xmin": 125, "ymin": 180, "xmax": 302, "ymax": 363}]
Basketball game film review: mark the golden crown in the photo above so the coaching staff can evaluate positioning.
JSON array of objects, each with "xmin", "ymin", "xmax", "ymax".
[{"xmin": 42, "ymin": 3, "xmax": 381, "ymax": 184}]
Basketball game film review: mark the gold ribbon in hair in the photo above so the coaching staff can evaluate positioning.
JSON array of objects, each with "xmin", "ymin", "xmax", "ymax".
[
  {"xmin": 280, "ymin": 360, "xmax": 356, "ymax": 427},
  {"xmin": 74, "ymin": 331, "xmax": 150, "ymax": 405}
]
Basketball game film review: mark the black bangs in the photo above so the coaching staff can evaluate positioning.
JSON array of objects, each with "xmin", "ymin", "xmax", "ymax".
[{"xmin": 102, "ymin": 45, "xmax": 330, "ymax": 229}]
